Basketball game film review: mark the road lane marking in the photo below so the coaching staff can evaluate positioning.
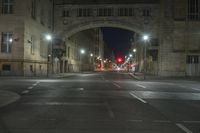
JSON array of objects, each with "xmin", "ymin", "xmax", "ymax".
[
  {"xmin": 176, "ymin": 123, "xmax": 193, "ymax": 133},
  {"xmin": 153, "ymin": 120, "xmax": 171, "ymax": 123},
  {"xmin": 28, "ymin": 87, "xmax": 33, "ymax": 90},
  {"xmin": 129, "ymin": 92, "xmax": 147, "ymax": 103},
  {"xmin": 105, "ymin": 102, "xmax": 115, "ymax": 119},
  {"xmin": 136, "ymin": 84, "xmax": 146, "ymax": 89},
  {"xmin": 21, "ymin": 90, "xmax": 29, "ymax": 94},
  {"xmin": 78, "ymin": 88, "xmax": 84, "ymax": 91},
  {"xmin": 33, "ymin": 83, "xmax": 38, "ymax": 86},
  {"xmin": 192, "ymin": 88, "xmax": 200, "ymax": 91},
  {"xmin": 128, "ymin": 120, "xmax": 143, "ymax": 122},
  {"xmin": 183, "ymin": 120, "xmax": 200, "ymax": 123},
  {"xmin": 23, "ymin": 102, "xmax": 104, "ymax": 106},
  {"xmin": 112, "ymin": 83, "xmax": 121, "ymax": 88}
]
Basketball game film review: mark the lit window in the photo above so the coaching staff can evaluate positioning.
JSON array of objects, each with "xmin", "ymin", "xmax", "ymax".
[{"xmin": 1, "ymin": 32, "xmax": 12, "ymax": 53}]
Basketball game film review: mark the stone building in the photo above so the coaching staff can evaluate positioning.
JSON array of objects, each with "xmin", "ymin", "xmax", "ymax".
[
  {"xmin": 53, "ymin": 0, "xmax": 200, "ymax": 76},
  {"xmin": 0, "ymin": 0, "xmax": 53, "ymax": 76},
  {"xmin": 1, "ymin": 0, "xmax": 200, "ymax": 76}
]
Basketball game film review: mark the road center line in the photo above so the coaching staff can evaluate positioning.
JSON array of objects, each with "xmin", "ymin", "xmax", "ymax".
[
  {"xmin": 129, "ymin": 92, "xmax": 147, "ymax": 103},
  {"xmin": 28, "ymin": 87, "xmax": 33, "ymax": 90},
  {"xmin": 112, "ymin": 83, "xmax": 121, "ymax": 88},
  {"xmin": 183, "ymin": 120, "xmax": 200, "ymax": 123},
  {"xmin": 136, "ymin": 84, "xmax": 146, "ymax": 89},
  {"xmin": 192, "ymin": 88, "xmax": 200, "ymax": 91},
  {"xmin": 105, "ymin": 102, "xmax": 115, "ymax": 119},
  {"xmin": 21, "ymin": 90, "xmax": 29, "ymax": 94},
  {"xmin": 176, "ymin": 123, "xmax": 193, "ymax": 133},
  {"xmin": 153, "ymin": 120, "xmax": 171, "ymax": 123}
]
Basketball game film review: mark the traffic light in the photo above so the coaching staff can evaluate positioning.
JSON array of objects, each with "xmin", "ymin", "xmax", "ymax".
[{"xmin": 116, "ymin": 57, "xmax": 123, "ymax": 64}]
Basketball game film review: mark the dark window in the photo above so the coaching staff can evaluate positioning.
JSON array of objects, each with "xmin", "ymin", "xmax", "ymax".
[
  {"xmin": 187, "ymin": 55, "xmax": 199, "ymax": 64},
  {"xmin": 2, "ymin": 64, "xmax": 11, "ymax": 71},
  {"xmin": 31, "ymin": 0, "xmax": 36, "ymax": 19},
  {"xmin": 97, "ymin": 8, "xmax": 113, "ymax": 16},
  {"xmin": 143, "ymin": 8, "xmax": 151, "ymax": 16},
  {"xmin": 62, "ymin": 10, "xmax": 69, "ymax": 17},
  {"xmin": 2, "ymin": 0, "xmax": 14, "ymax": 14},
  {"xmin": 40, "ymin": 6, "xmax": 44, "ymax": 25},
  {"xmin": 188, "ymin": 0, "xmax": 199, "ymax": 20},
  {"xmin": 1, "ymin": 32, "xmax": 12, "ymax": 53},
  {"xmin": 77, "ymin": 8, "xmax": 92, "ymax": 17}
]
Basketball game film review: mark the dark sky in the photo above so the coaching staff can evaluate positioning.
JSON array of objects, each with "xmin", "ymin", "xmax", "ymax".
[{"xmin": 101, "ymin": 27, "xmax": 134, "ymax": 57}]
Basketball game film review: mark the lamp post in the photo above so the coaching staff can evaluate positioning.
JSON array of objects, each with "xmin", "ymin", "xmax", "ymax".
[
  {"xmin": 143, "ymin": 35, "xmax": 149, "ymax": 80},
  {"xmin": 45, "ymin": 34, "xmax": 53, "ymax": 77},
  {"xmin": 80, "ymin": 49, "xmax": 85, "ymax": 71},
  {"xmin": 133, "ymin": 48, "xmax": 137, "ymax": 74}
]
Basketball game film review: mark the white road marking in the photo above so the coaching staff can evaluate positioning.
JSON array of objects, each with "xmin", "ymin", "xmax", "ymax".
[
  {"xmin": 23, "ymin": 102, "xmax": 104, "ymax": 106},
  {"xmin": 79, "ymin": 88, "xmax": 84, "ymax": 91},
  {"xmin": 28, "ymin": 87, "xmax": 33, "ymax": 90},
  {"xmin": 176, "ymin": 123, "xmax": 193, "ymax": 133},
  {"xmin": 105, "ymin": 102, "xmax": 115, "ymax": 119},
  {"xmin": 183, "ymin": 120, "xmax": 200, "ymax": 123},
  {"xmin": 136, "ymin": 84, "xmax": 146, "ymax": 89},
  {"xmin": 192, "ymin": 88, "xmax": 200, "ymax": 91},
  {"xmin": 129, "ymin": 92, "xmax": 147, "ymax": 103},
  {"xmin": 21, "ymin": 90, "xmax": 29, "ymax": 94},
  {"xmin": 112, "ymin": 83, "xmax": 121, "ymax": 88},
  {"xmin": 153, "ymin": 120, "xmax": 171, "ymax": 123},
  {"xmin": 128, "ymin": 120, "xmax": 143, "ymax": 122},
  {"xmin": 32, "ymin": 83, "xmax": 38, "ymax": 86}
]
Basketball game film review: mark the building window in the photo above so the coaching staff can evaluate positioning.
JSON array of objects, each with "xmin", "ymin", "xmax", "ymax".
[
  {"xmin": 62, "ymin": 9, "xmax": 69, "ymax": 17},
  {"xmin": 187, "ymin": 55, "xmax": 199, "ymax": 64},
  {"xmin": 2, "ymin": 64, "xmax": 11, "ymax": 71},
  {"xmin": 188, "ymin": 0, "xmax": 199, "ymax": 20},
  {"xmin": 97, "ymin": 8, "xmax": 113, "ymax": 16},
  {"xmin": 68, "ymin": 47, "xmax": 70, "ymax": 58},
  {"xmin": 143, "ymin": 8, "xmax": 151, "ymax": 16},
  {"xmin": 1, "ymin": 32, "xmax": 12, "ymax": 53},
  {"xmin": 40, "ymin": 6, "xmax": 44, "ymax": 25},
  {"xmin": 30, "ymin": 36, "xmax": 35, "ymax": 54},
  {"xmin": 31, "ymin": 0, "xmax": 36, "ymax": 19},
  {"xmin": 77, "ymin": 8, "xmax": 92, "ymax": 17},
  {"xmin": 2, "ymin": 0, "xmax": 14, "ymax": 14},
  {"xmin": 118, "ymin": 8, "xmax": 134, "ymax": 16}
]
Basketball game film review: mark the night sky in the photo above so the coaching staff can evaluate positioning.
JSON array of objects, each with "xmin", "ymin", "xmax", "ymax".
[{"xmin": 101, "ymin": 27, "xmax": 134, "ymax": 58}]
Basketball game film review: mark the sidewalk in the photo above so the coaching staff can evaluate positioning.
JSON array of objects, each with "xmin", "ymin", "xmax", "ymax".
[
  {"xmin": 129, "ymin": 72, "xmax": 200, "ymax": 81},
  {"xmin": 0, "ymin": 90, "xmax": 20, "ymax": 108}
]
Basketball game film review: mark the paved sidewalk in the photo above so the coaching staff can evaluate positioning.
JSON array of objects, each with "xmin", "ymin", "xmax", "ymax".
[
  {"xmin": 0, "ymin": 90, "xmax": 20, "ymax": 108},
  {"xmin": 129, "ymin": 72, "xmax": 200, "ymax": 81}
]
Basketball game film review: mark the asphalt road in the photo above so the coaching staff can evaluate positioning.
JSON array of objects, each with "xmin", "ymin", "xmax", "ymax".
[{"xmin": 0, "ymin": 72, "xmax": 200, "ymax": 133}]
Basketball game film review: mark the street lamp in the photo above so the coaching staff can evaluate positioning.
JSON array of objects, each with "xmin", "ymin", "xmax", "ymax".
[
  {"xmin": 143, "ymin": 34, "xmax": 149, "ymax": 80},
  {"xmin": 45, "ymin": 34, "xmax": 53, "ymax": 77},
  {"xmin": 80, "ymin": 49, "xmax": 85, "ymax": 54},
  {"xmin": 80, "ymin": 49, "xmax": 85, "ymax": 71}
]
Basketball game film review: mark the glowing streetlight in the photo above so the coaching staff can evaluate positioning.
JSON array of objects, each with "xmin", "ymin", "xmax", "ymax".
[
  {"xmin": 133, "ymin": 49, "xmax": 137, "ymax": 53},
  {"xmin": 143, "ymin": 34, "xmax": 150, "ymax": 80},
  {"xmin": 90, "ymin": 53, "xmax": 93, "ymax": 57},
  {"xmin": 9, "ymin": 38, "xmax": 13, "ymax": 43},
  {"xmin": 80, "ymin": 49, "xmax": 85, "ymax": 54},
  {"xmin": 143, "ymin": 35, "xmax": 149, "ymax": 41},
  {"xmin": 129, "ymin": 54, "xmax": 133, "ymax": 57},
  {"xmin": 45, "ymin": 34, "xmax": 52, "ymax": 41}
]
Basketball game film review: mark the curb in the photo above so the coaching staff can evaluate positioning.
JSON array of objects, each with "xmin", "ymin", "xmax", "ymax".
[
  {"xmin": 0, "ymin": 90, "xmax": 20, "ymax": 108},
  {"xmin": 129, "ymin": 73, "xmax": 141, "ymax": 80}
]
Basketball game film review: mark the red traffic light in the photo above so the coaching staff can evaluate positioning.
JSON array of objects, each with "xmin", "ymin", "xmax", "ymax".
[
  {"xmin": 117, "ymin": 58, "xmax": 122, "ymax": 63},
  {"xmin": 116, "ymin": 57, "xmax": 124, "ymax": 64}
]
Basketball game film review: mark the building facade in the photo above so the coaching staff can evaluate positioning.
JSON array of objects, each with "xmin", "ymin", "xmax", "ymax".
[
  {"xmin": 0, "ymin": 0, "xmax": 53, "ymax": 76},
  {"xmin": 54, "ymin": 0, "xmax": 200, "ymax": 76},
  {"xmin": 0, "ymin": 0, "xmax": 200, "ymax": 76}
]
